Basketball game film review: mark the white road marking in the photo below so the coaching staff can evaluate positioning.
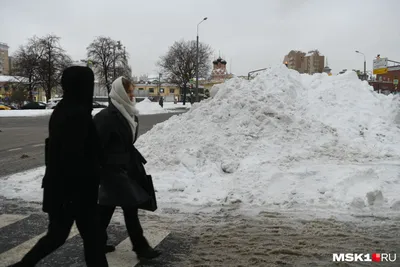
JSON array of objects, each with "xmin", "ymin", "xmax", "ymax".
[
  {"xmin": 0, "ymin": 214, "xmax": 29, "ymax": 229},
  {"xmin": 32, "ymin": 144, "xmax": 44, "ymax": 147},
  {"xmin": 107, "ymin": 228, "xmax": 169, "ymax": 266},
  {"xmin": 8, "ymin": 148, "xmax": 22, "ymax": 152},
  {"xmin": 0, "ymin": 223, "xmax": 79, "ymax": 267}
]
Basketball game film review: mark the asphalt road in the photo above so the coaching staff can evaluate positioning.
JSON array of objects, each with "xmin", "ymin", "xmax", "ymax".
[{"xmin": 0, "ymin": 112, "xmax": 183, "ymax": 178}]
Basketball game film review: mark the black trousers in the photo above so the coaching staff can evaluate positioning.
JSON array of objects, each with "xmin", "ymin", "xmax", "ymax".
[
  {"xmin": 98, "ymin": 205, "xmax": 149, "ymax": 252},
  {"xmin": 19, "ymin": 203, "xmax": 108, "ymax": 267}
]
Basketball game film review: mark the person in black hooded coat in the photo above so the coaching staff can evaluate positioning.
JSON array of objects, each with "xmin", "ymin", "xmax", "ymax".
[{"xmin": 9, "ymin": 66, "xmax": 108, "ymax": 267}]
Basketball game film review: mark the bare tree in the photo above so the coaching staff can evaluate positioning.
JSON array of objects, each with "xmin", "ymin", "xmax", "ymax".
[
  {"xmin": 86, "ymin": 37, "xmax": 130, "ymax": 96},
  {"xmin": 11, "ymin": 36, "xmax": 44, "ymax": 101},
  {"xmin": 158, "ymin": 40, "xmax": 212, "ymax": 105},
  {"xmin": 115, "ymin": 59, "xmax": 132, "ymax": 80},
  {"xmin": 10, "ymin": 87, "xmax": 28, "ymax": 107},
  {"xmin": 36, "ymin": 34, "xmax": 71, "ymax": 101}
]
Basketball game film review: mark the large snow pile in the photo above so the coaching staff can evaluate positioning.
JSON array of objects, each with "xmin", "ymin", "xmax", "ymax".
[{"xmin": 136, "ymin": 65, "xmax": 400, "ymax": 218}]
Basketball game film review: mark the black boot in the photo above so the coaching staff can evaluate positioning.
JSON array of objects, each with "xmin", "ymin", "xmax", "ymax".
[
  {"xmin": 135, "ymin": 247, "xmax": 162, "ymax": 260},
  {"xmin": 132, "ymin": 236, "xmax": 161, "ymax": 260}
]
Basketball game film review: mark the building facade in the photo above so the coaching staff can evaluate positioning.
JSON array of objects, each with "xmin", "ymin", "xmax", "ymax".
[
  {"xmin": 210, "ymin": 57, "xmax": 233, "ymax": 82},
  {"xmin": 369, "ymin": 65, "xmax": 400, "ymax": 94},
  {"xmin": 8, "ymin": 56, "xmax": 14, "ymax": 75},
  {"xmin": 134, "ymin": 83, "xmax": 180, "ymax": 101},
  {"xmin": 0, "ymin": 75, "xmax": 48, "ymax": 102},
  {"xmin": 201, "ymin": 56, "xmax": 234, "ymax": 91},
  {"xmin": 283, "ymin": 49, "xmax": 325, "ymax": 74},
  {"xmin": 0, "ymin": 43, "xmax": 10, "ymax": 75},
  {"xmin": 283, "ymin": 50, "xmax": 306, "ymax": 71}
]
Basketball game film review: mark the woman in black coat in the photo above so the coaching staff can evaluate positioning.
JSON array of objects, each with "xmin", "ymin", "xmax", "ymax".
[{"xmin": 93, "ymin": 77, "xmax": 161, "ymax": 260}]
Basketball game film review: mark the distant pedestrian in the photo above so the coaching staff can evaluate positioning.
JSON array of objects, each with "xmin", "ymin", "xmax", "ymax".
[
  {"xmin": 94, "ymin": 77, "xmax": 160, "ymax": 261},
  {"xmin": 159, "ymin": 96, "xmax": 164, "ymax": 108},
  {"xmin": 9, "ymin": 66, "xmax": 108, "ymax": 267}
]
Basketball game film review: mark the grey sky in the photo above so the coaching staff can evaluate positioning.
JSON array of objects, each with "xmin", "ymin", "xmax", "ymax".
[{"xmin": 2, "ymin": 0, "xmax": 400, "ymax": 76}]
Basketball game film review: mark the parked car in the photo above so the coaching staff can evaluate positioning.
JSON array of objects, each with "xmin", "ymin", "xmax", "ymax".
[
  {"xmin": 21, "ymin": 102, "xmax": 47, "ymax": 109},
  {"xmin": 93, "ymin": 101, "xmax": 107, "ymax": 109},
  {"xmin": 7, "ymin": 104, "xmax": 17, "ymax": 109},
  {"xmin": 135, "ymin": 97, "xmax": 146, "ymax": 103},
  {"xmin": 46, "ymin": 97, "xmax": 62, "ymax": 109},
  {"xmin": 0, "ymin": 102, "xmax": 11, "ymax": 110}
]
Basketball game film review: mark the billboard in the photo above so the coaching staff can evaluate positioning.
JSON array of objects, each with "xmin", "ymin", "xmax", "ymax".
[{"xmin": 373, "ymin": 58, "xmax": 388, "ymax": 74}]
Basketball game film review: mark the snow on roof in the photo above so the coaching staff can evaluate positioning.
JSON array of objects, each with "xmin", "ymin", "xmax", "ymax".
[
  {"xmin": 0, "ymin": 75, "xmax": 28, "ymax": 83},
  {"xmin": 306, "ymin": 50, "xmax": 323, "ymax": 57}
]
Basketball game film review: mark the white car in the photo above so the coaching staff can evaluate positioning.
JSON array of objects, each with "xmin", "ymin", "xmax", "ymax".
[{"xmin": 46, "ymin": 98, "xmax": 62, "ymax": 109}]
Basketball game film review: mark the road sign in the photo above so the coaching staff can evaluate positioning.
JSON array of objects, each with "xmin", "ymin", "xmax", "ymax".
[
  {"xmin": 374, "ymin": 68, "xmax": 388, "ymax": 75},
  {"xmin": 394, "ymin": 79, "xmax": 399, "ymax": 85},
  {"xmin": 373, "ymin": 58, "xmax": 388, "ymax": 74}
]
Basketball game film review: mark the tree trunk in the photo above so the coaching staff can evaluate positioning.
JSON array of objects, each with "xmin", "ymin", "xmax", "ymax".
[
  {"xmin": 28, "ymin": 76, "xmax": 33, "ymax": 102},
  {"xmin": 182, "ymin": 83, "xmax": 187, "ymax": 105},
  {"xmin": 45, "ymin": 88, "xmax": 51, "ymax": 102},
  {"xmin": 106, "ymin": 83, "xmax": 111, "ymax": 105},
  {"xmin": 48, "ymin": 48, "xmax": 51, "ymax": 101}
]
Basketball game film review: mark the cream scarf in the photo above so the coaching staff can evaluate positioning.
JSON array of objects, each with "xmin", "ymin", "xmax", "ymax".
[{"xmin": 109, "ymin": 77, "xmax": 139, "ymax": 140}]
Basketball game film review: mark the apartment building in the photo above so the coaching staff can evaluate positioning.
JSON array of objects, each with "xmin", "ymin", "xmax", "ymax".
[
  {"xmin": 0, "ymin": 43, "xmax": 10, "ymax": 75},
  {"xmin": 283, "ymin": 50, "xmax": 306, "ymax": 71},
  {"xmin": 283, "ymin": 49, "xmax": 325, "ymax": 74},
  {"xmin": 301, "ymin": 50, "xmax": 325, "ymax": 74}
]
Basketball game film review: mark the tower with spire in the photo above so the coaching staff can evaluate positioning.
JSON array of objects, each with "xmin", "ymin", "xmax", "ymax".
[{"xmin": 323, "ymin": 57, "xmax": 332, "ymax": 75}]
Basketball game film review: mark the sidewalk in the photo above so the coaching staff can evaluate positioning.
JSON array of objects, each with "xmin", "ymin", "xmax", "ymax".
[
  {"xmin": 1, "ymin": 197, "xmax": 398, "ymax": 267},
  {"xmin": 136, "ymin": 209, "xmax": 399, "ymax": 267}
]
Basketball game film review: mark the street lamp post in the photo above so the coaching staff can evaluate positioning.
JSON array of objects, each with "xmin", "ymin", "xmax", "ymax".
[
  {"xmin": 158, "ymin": 73, "xmax": 162, "ymax": 98},
  {"xmin": 195, "ymin": 17, "xmax": 207, "ymax": 103},
  {"xmin": 355, "ymin": 50, "xmax": 366, "ymax": 80}
]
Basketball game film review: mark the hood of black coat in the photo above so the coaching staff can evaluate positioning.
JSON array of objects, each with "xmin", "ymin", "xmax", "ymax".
[{"xmin": 61, "ymin": 66, "xmax": 95, "ymax": 109}]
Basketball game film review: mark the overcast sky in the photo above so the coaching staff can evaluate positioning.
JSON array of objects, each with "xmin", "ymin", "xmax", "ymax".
[{"xmin": 2, "ymin": 0, "xmax": 400, "ymax": 76}]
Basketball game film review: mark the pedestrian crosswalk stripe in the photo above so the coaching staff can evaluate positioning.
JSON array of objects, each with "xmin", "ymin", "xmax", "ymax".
[
  {"xmin": 0, "ymin": 214, "xmax": 28, "ymax": 229},
  {"xmin": 0, "ymin": 214, "xmax": 171, "ymax": 267},
  {"xmin": 0, "ymin": 214, "xmax": 48, "ymax": 254},
  {"xmin": 0, "ymin": 223, "xmax": 79, "ymax": 267},
  {"xmin": 106, "ymin": 228, "xmax": 170, "ymax": 266}
]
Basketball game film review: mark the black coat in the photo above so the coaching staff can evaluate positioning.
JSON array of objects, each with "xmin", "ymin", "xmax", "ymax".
[
  {"xmin": 93, "ymin": 103, "xmax": 151, "ymax": 208},
  {"xmin": 42, "ymin": 101, "xmax": 101, "ymax": 213},
  {"xmin": 42, "ymin": 66, "xmax": 100, "ymax": 213}
]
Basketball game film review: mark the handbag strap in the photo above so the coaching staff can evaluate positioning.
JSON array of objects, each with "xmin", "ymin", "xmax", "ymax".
[{"xmin": 133, "ymin": 116, "xmax": 139, "ymax": 144}]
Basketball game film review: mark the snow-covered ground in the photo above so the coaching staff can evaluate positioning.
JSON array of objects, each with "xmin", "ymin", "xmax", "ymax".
[
  {"xmin": 0, "ymin": 109, "xmax": 55, "ymax": 117},
  {"xmin": 136, "ymin": 98, "xmax": 190, "ymax": 114},
  {"xmin": 1, "ymin": 65, "xmax": 400, "ymax": 221},
  {"xmin": 0, "ymin": 100, "xmax": 189, "ymax": 117}
]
